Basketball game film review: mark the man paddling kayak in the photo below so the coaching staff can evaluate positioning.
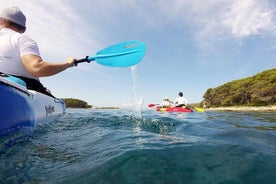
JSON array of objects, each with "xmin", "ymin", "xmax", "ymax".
[
  {"xmin": 0, "ymin": 6, "xmax": 76, "ymax": 96},
  {"xmin": 173, "ymin": 92, "xmax": 188, "ymax": 107}
]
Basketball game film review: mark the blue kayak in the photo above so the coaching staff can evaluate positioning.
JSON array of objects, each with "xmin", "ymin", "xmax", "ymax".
[{"xmin": 0, "ymin": 73, "xmax": 66, "ymax": 135}]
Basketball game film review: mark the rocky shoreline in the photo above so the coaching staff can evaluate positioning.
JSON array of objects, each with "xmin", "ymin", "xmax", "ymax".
[{"xmin": 206, "ymin": 105, "xmax": 276, "ymax": 112}]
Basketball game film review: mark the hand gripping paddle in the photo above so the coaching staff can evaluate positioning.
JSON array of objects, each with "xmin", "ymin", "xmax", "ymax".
[{"xmin": 75, "ymin": 41, "xmax": 146, "ymax": 67}]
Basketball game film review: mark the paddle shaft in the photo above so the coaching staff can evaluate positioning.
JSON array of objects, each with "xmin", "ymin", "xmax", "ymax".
[{"xmin": 75, "ymin": 56, "xmax": 92, "ymax": 65}]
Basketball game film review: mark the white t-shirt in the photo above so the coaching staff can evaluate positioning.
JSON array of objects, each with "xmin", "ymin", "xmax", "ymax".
[
  {"xmin": 174, "ymin": 96, "xmax": 188, "ymax": 105},
  {"xmin": 0, "ymin": 28, "xmax": 40, "ymax": 80},
  {"xmin": 161, "ymin": 100, "xmax": 171, "ymax": 107}
]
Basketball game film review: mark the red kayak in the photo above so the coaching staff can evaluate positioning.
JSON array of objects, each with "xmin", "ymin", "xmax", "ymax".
[{"xmin": 156, "ymin": 106, "xmax": 193, "ymax": 112}]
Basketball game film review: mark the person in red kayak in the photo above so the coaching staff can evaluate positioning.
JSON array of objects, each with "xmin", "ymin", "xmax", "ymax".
[
  {"xmin": 173, "ymin": 92, "xmax": 188, "ymax": 107},
  {"xmin": 0, "ymin": 6, "xmax": 76, "ymax": 96},
  {"xmin": 160, "ymin": 97, "xmax": 171, "ymax": 107}
]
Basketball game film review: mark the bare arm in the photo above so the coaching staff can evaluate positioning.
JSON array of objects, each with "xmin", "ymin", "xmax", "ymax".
[{"xmin": 21, "ymin": 54, "xmax": 75, "ymax": 78}]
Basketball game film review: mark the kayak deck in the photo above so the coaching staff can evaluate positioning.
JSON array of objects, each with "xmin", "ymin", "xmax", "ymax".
[{"xmin": 156, "ymin": 106, "xmax": 193, "ymax": 112}]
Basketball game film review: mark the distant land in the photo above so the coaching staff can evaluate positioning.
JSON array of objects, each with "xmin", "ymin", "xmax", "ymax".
[
  {"xmin": 202, "ymin": 68, "xmax": 276, "ymax": 108},
  {"xmin": 62, "ymin": 98, "xmax": 92, "ymax": 108},
  {"xmin": 94, "ymin": 107, "xmax": 120, "ymax": 109},
  {"xmin": 206, "ymin": 105, "xmax": 276, "ymax": 112},
  {"xmin": 62, "ymin": 98, "xmax": 119, "ymax": 109},
  {"xmin": 63, "ymin": 68, "xmax": 275, "ymax": 110}
]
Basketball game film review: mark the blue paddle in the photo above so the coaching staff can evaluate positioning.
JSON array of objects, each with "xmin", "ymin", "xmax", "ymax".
[{"xmin": 75, "ymin": 41, "xmax": 146, "ymax": 67}]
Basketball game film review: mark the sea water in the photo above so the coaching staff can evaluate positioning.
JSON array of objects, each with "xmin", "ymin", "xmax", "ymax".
[
  {"xmin": 1, "ymin": 66, "xmax": 276, "ymax": 183},
  {"xmin": 0, "ymin": 109, "xmax": 276, "ymax": 183}
]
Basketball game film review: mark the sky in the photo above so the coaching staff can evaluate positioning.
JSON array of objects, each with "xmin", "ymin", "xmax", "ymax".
[{"xmin": 2, "ymin": 0, "xmax": 276, "ymax": 108}]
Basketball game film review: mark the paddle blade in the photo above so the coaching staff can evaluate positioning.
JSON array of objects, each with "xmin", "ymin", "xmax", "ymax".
[
  {"xmin": 194, "ymin": 107, "xmax": 205, "ymax": 112},
  {"xmin": 88, "ymin": 41, "xmax": 146, "ymax": 67},
  {"xmin": 148, "ymin": 104, "xmax": 156, "ymax": 108}
]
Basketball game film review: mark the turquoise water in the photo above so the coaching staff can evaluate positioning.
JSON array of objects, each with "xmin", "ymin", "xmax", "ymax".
[{"xmin": 1, "ymin": 109, "xmax": 276, "ymax": 183}]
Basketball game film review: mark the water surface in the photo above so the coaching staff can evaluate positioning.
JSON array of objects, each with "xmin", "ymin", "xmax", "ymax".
[{"xmin": 1, "ymin": 109, "xmax": 276, "ymax": 183}]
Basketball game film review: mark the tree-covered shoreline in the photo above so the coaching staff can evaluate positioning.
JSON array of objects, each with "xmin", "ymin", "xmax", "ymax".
[
  {"xmin": 62, "ymin": 69, "xmax": 275, "ymax": 109},
  {"xmin": 203, "ymin": 68, "xmax": 276, "ymax": 107},
  {"xmin": 62, "ymin": 98, "xmax": 92, "ymax": 108}
]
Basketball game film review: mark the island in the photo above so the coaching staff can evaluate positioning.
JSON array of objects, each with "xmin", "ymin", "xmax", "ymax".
[
  {"xmin": 201, "ymin": 68, "xmax": 276, "ymax": 111},
  {"xmin": 62, "ymin": 98, "xmax": 92, "ymax": 108}
]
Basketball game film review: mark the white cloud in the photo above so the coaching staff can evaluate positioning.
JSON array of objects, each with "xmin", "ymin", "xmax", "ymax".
[
  {"xmin": 140, "ymin": 0, "xmax": 276, "ymax": 41},
  {"xmin": 3, "ymin": 0, "xmax": 276, "ymax": 46},
  {"xmin": 266, "ymin": 45, "xmax": 276, "ymax": 50},
  {"xmin": 146, "ymin": 0, "xmax": 276, "ymax": 55},
  {"xmin": 222, "ymin": 0, "xmax": 276, "ymax": 38},
  {"xmin": 2, "ymin": 1, "xmax": 101, "ymax": 59}
]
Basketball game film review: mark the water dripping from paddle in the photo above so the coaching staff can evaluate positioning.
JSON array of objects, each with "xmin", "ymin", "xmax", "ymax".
[
  {"xmin": 131, "ymin": 66, "xmax": 147, "ymax": 147},
  {"xmin": 131, "ymin": 65, "xmax": 143, "ymax": 119}
]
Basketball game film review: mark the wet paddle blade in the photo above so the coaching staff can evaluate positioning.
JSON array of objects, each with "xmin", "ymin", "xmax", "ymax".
[
  {"xmin": 194, "ymin": 107, "xmax": 205, "ymax": 112},
  {"xmin": 88, "ymin": 41, "xmax": 146, "ymax": 67},
  {"xmin": 148, "ymin": 104, "xmax": 156, "ymax": 108}
]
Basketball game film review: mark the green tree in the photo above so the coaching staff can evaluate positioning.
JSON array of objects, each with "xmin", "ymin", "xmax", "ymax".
[
  {"xmin": 203, "ymin": 68, "xmax": 276, "ymax": 106},
  {"xmin": 62, "ymin": 98, "xmax": 92, "ymax": 108}
]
